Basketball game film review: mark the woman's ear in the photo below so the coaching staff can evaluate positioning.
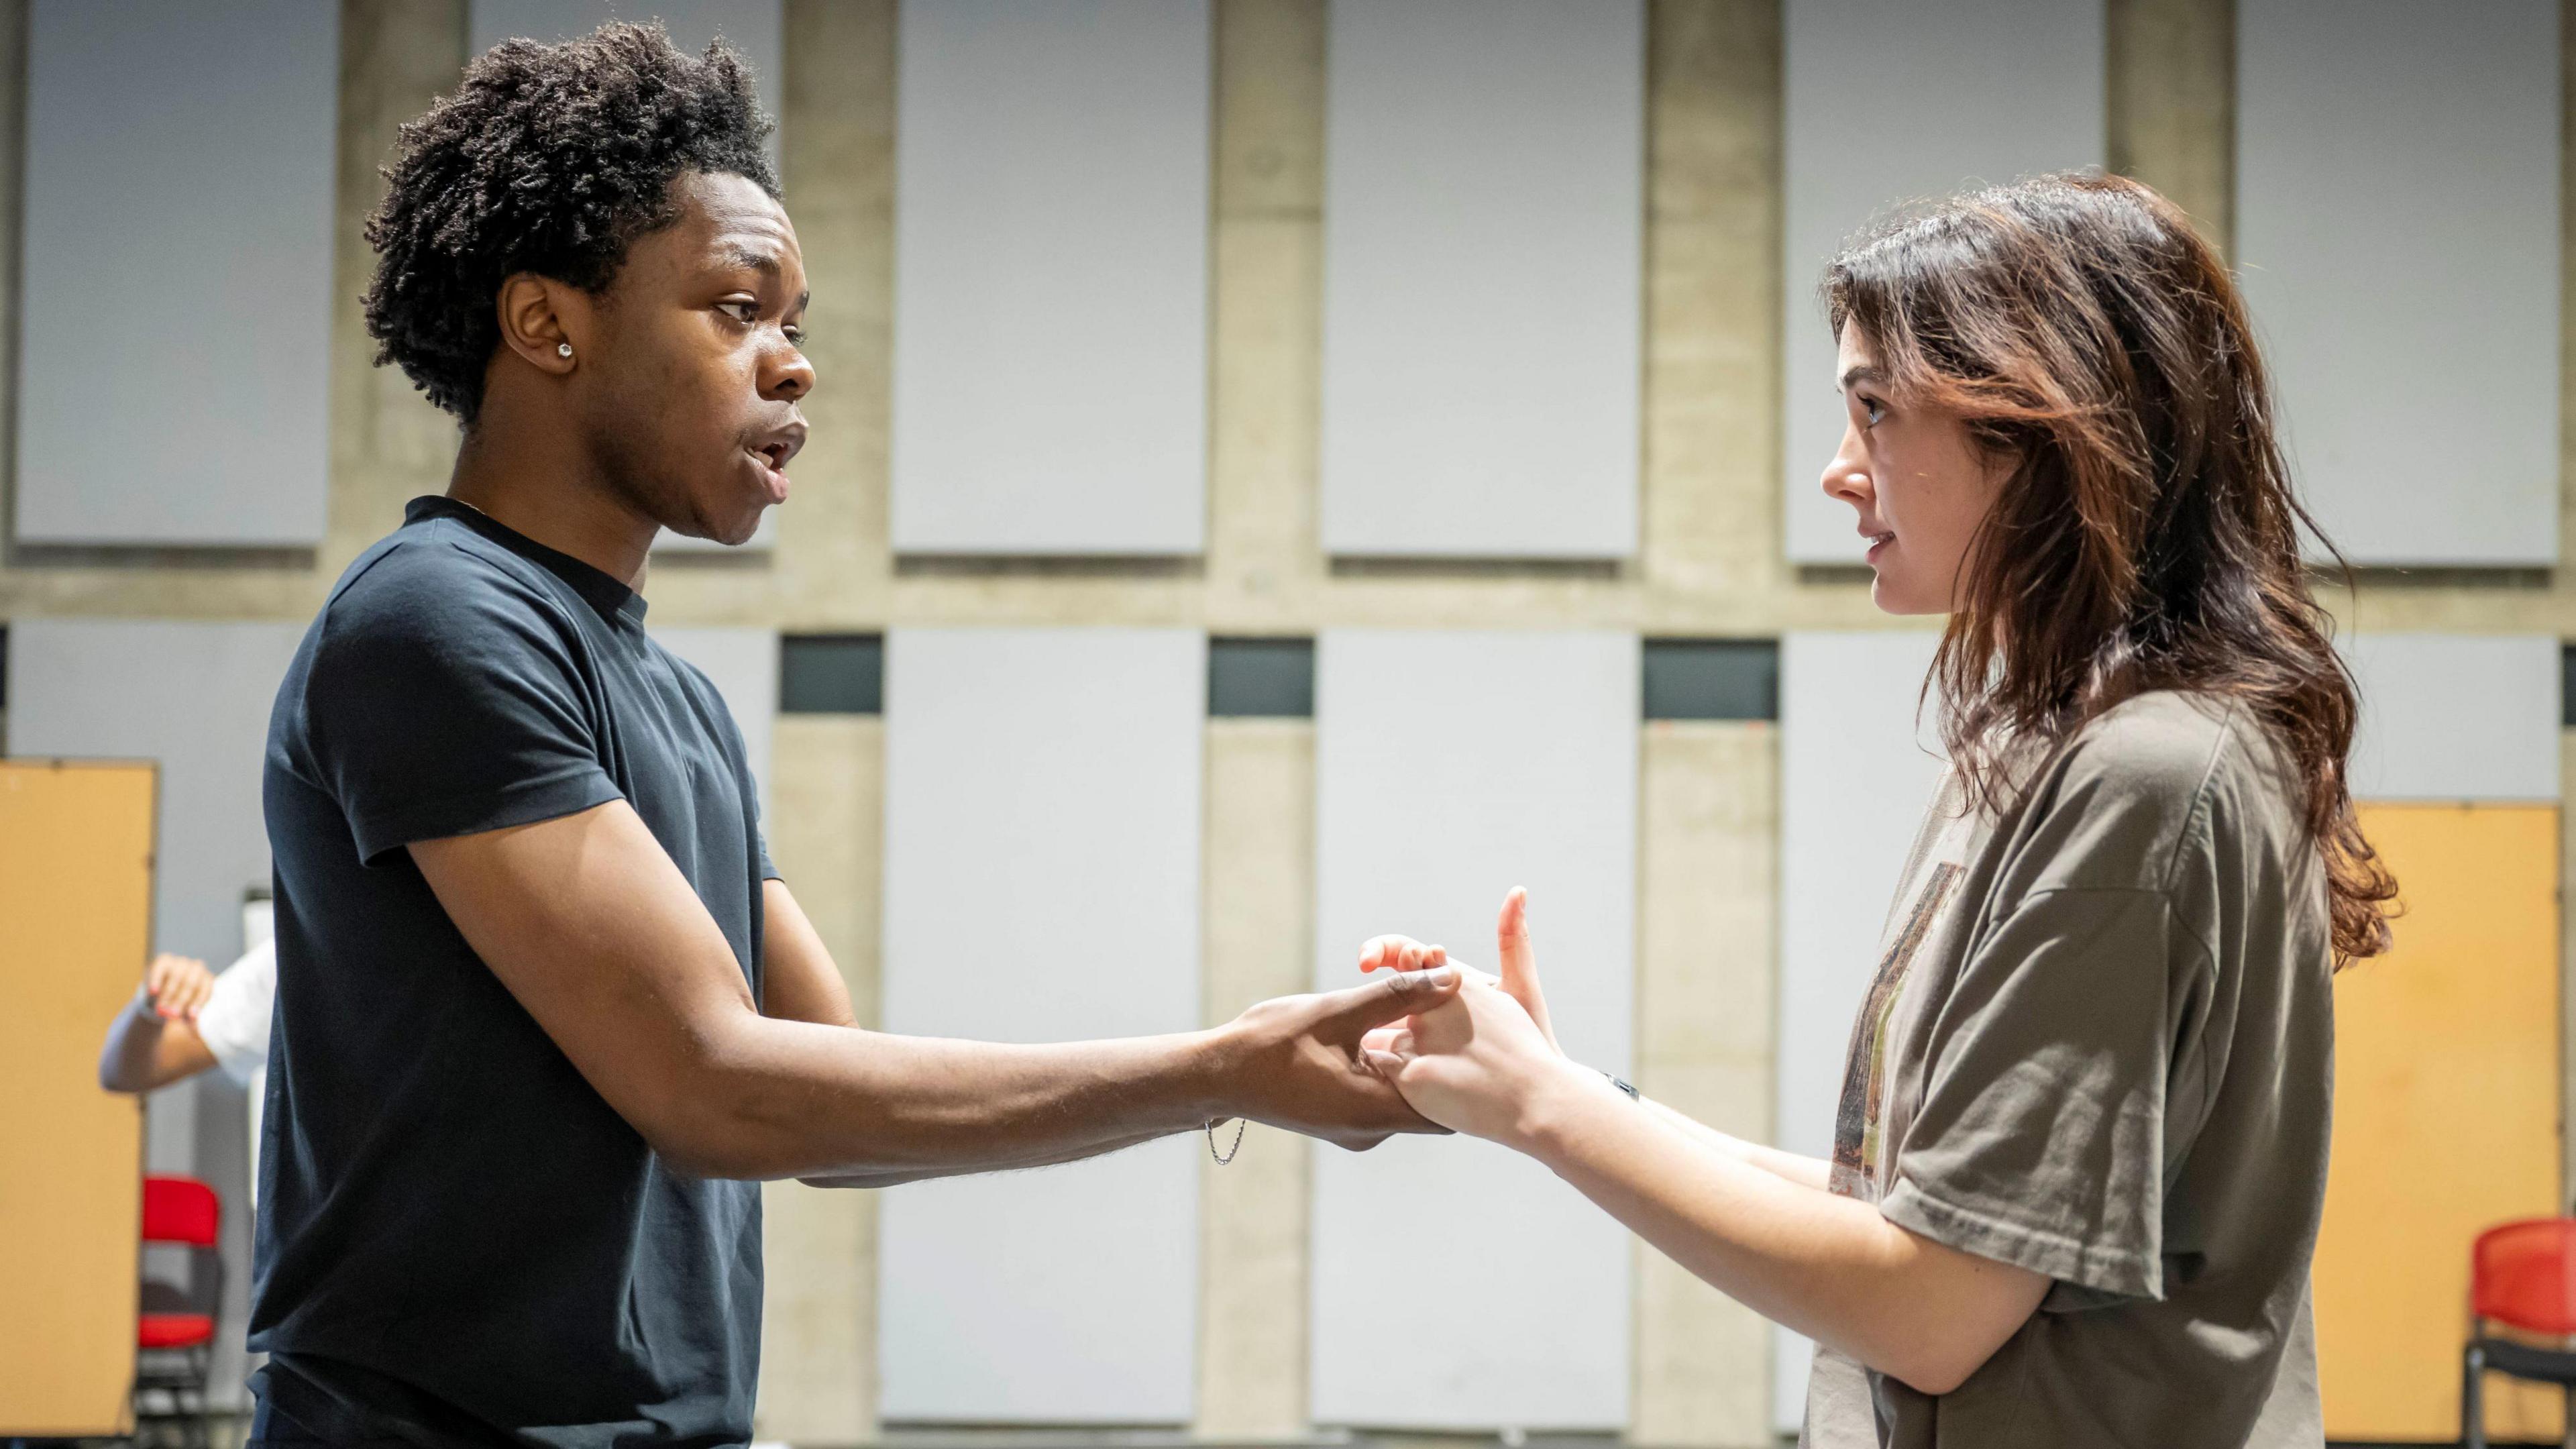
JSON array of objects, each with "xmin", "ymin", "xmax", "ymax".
[{"xmin": 494, "ymin": 272, "xmax": 582, "ymax": 376}]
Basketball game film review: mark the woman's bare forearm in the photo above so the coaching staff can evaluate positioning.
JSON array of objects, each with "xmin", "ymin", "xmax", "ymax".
[{"xmin": 1636, "ymin": 1095, "xmax": 1834, "ymax": 1191}]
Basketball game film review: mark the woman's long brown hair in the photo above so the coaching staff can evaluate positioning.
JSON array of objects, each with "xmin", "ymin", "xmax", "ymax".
[{"xmin": 1825, "ymin": 171, "xmax": 2396, "ymax": 965}]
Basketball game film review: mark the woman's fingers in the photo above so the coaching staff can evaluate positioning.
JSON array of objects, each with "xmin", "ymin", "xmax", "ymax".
[
  {"xmin": 1495, "ymin": 887, "xmax": 1560, "ymax": 1052},
  {"xmin": 1358, "ymin": 935, "xmax": 1448, "ymax": 975}
]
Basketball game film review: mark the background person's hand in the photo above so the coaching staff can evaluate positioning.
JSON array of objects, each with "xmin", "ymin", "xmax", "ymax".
[
  {"xmin": 1214, "ymin": 965, "xmax": 1463, "ymax": 1150},
  {"xmin": 140, "ymin": 953, "xmax": 215, "ymax": 1022}
]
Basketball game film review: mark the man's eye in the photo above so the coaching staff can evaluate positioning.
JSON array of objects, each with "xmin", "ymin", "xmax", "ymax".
[
  {"xmin": 784, "ymin": 325, "xmax": 807, "ymax": 347},
  {"xmin": 718, "ymin": 300, "xmax": 757, "ymax": 323}
]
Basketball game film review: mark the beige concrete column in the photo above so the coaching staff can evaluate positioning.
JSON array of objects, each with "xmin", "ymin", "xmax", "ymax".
[
  {"xmin": 2107, "ymin": 0, "xmax": 2235, "ymax": 250},
  {"xmin": 1631, "ymin": 722, "xmax": 1778, "ymax": 1449},
  {"xmin": 1195, "ymin": 718, "xmax": 1319, "ymax": 1437},
  {"xmin": 755, "ymin": 714, "xmax": 885, "ymax": 1444}
]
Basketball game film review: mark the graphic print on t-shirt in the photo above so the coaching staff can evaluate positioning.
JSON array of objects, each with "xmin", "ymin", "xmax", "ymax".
[{"xmin": 1830, "ymin": 861, "xmax": 1962, "ymax": 1195}]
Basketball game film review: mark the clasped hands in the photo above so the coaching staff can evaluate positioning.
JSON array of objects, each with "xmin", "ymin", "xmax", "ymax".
[{"xmin": 1352, "ymin": 887, "xmax": 1607, "ymax": 1150}]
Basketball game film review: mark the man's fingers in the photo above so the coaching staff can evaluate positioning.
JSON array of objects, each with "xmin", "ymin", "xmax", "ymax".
[{"xmin": 1321, "ymin": 963, "xmax": 1460, "ymax": 1035}]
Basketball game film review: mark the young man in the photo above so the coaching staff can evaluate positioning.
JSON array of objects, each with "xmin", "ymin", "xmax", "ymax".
[{"xmin": 250, "ymin": 25, "xmax": 1454, "ymax": 1446}]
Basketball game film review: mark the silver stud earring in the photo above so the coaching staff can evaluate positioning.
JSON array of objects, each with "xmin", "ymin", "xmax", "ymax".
[{"xmin": 556, "ymin": 342, "xmax": 574, "ymax": 358}]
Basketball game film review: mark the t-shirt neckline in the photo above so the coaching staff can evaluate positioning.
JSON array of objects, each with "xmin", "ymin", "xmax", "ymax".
[{"xmin": 405, "ymin": 494, "xmax": 648, "ymax": 625}]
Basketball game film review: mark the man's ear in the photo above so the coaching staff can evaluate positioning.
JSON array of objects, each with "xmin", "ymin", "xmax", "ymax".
[{"xmin": 494, "ymin": 272, "xmax": 585, "ymax": 376}]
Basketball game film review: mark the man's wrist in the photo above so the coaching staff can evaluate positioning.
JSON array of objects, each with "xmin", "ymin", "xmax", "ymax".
[{"xmin": 1175, "ymin": 1025, "xmax": 1243, "ymax": 1128}]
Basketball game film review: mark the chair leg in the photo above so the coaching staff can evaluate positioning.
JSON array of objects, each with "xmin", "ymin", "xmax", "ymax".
[
  {"xmin": 2465, "ymin": 1341, "xmax": 2488, "ymax": 1449},
  {"xmin": 2561, "ymin": 1379, "xmax": 2574, "ymax": 1449}
]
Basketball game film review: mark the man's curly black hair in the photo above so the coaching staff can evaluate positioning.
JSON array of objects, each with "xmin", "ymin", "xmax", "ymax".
[{"xmin": 363, "ymin": 21, "xmax": 777, "ymax": 425}]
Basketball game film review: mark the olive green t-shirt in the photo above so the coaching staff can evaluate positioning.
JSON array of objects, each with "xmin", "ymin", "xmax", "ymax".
[{"xmin": 1803, "ymin": 691, "xmax": 2334, "ymax": 1448}]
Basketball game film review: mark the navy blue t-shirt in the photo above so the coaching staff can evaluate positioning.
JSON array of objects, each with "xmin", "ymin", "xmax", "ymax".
[{"xmin": 250, "ymin": 496, "xmax": 773, "ymax": 1448}]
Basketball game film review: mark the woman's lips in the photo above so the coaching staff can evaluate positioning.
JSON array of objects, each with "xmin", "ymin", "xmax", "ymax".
[{"xmin": 1864, "ymin": 530, "xmax": 1894, "ymax": 562}]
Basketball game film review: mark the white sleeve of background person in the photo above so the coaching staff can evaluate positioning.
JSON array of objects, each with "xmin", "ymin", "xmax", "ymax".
[
  {"xmin": 1773, "ymin": 629, "xmax": 1947, "ymax": 1430},
  {"xmin": 465, "ymin": 0, "xmax": 788, "ymax": 555},
  {"xmin": 2235, "ymin": 0, "xmax": 2558, "ymax": 566},
  {"xmin": 1309, "ymin": 629, "xmax": 1639, "ymax": 1430},
  {"xmin": 2339, "ymin": 635, "xmax": 2561, "ymax": 802},
  {"xmin": 1779, "ymin": 0, "xmax": 2105, "ymax": 563},
  {"xmin": 645, "ymin": 627, "xmax": 780, "ymax": 816},
  {"xmin": 1317, "ymin": 0, "xmax": 1643, "ymax": 559},
  {"xmin": 195, "ymin": 941, "xmax": 278, "ymax": 1089},
  {"xmin": 876, "ymin": 628, "xmax": 1205, "ymax": 1424},
  {"xmin": 889, "ymin": 0, "xmax": 1210, "ymax": 555},
  {"xmin": 4, "ymin": 617, "xmax": 307, "ymax": 1411},
  {"xmin": 13, "ymin": 1, "xmax": 335, "ymax": 546}
]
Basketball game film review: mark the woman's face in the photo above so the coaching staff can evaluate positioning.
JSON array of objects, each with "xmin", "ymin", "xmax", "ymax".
[{"xmin": 1820, "ymin": 326, "xmax": 2008, "ymax": 615}]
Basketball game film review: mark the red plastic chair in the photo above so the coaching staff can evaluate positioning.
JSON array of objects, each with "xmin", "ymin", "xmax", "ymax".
[
  {"xmin": 136, "ymin": 1175, "xmax": 222, "ymax": 1449},
  {"xmin": 2465, "ymin": 1218, "xmax": 2576, "ymax": 1449}
]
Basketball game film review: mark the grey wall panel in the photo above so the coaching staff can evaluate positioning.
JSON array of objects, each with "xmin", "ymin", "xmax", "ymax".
[
  {"xmin": 2342, "ymin": 635, "xmax": 2559, "ymax": 802},
  {"xmin": 6, "ymin": 617, "xmax": 307, "ymax": 1409},
  {"xmin": 877, "ymin": 627, "xmax": 1205, "ymax": 1422},
  {"xmin": 13, "ymin": 2, "xmax": 337, "ymax": 546},
  {"xmin": 1318, "ymin": 0, "xmax": 1644, "ymax": 560},
  {"xmin": 1780, "ymin": 0, "xmax": 2104, "ymax": 562},
  {"xmin": 890, "ymin": 1, "xmax": 1210, "ymax": 556},
  {"xmin": 648, "ymin": 626, "xmax": 777, "ymax": 812},
  {"xmin": 2238, "ymin": 0, "xmax": 2557, "ymax": 567},
  {"xmin": 1774, "ymin": 629, "xmax": 1944, "ymax": 1428},
  {"xmin": 1309, "ymin": 629, "xmax": 1638, "ymax": 1428}
]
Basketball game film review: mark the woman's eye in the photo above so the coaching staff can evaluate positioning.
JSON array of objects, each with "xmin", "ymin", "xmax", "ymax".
[{"xmin": 1862, "ymin": 396, "xmax": 1886, "ymax": 427}]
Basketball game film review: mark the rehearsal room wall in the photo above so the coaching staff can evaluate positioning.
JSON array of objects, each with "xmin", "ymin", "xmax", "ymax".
[{"xmin": 1, "ymin": 0, "xmax": 2572, "ymax": 1444}]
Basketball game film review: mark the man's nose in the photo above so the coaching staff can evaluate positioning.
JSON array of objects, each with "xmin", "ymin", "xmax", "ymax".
[{"xmin": 764, "ymin": 343, "xmax": 815, "ymax": 402}]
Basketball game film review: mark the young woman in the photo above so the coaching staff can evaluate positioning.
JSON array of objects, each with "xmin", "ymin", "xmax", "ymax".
[{"xmin": 1356, "ymin": 172, "xmax": 2395, "ymax": 1447}]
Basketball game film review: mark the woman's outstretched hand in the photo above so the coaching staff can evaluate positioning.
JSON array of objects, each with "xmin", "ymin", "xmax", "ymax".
[{"xmin": 1352, "ymin": 888, "xmax": 1589, "ymax": 1145}]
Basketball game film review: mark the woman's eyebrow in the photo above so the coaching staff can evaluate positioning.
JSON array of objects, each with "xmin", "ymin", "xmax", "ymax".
[{"xmin": 1839, "ymin": 364, "xmax": 1886, "ymax": 391}]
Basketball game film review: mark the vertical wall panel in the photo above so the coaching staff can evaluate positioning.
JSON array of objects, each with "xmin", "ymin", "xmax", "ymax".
[
  {"xmin": 890, "ymin": 1, "xmax": 1210, "ymax": 555},
  {"xmin": 5, "ymin": 618, "xmax": 307, "ymax": 1412},
  {"xmin": 1780, "ymin": 0, "xmax": 2104, "ymax": 561},
  {"xmin": 1318, "ymin": 0, "xmax": 1644, "ymax": 559},
  {"xmin": 2238, "ymin": 0, "xmax": 2558, "ymax": 566},
  {"xmin": 1310, "ymin": 630, "xmax": 1638, "ymax": 1429},
  {"xmin": 2341, "ymin": 635, "xmax": 2561, "ymax": 802},
  {"xmin": 649, "ymin": 625, "xmax": 778, "ymax": 810},
  {"xmin": 877, "ymin": 628, "xmax": 1205, "ymax": 1422},
  {"xmin": 13, "ymin": 1, "xmax": 336, "ymax": 546},
  {"xmin": 1774, "ymin": 629, "xmax": 1943, "ymax": 1427}
]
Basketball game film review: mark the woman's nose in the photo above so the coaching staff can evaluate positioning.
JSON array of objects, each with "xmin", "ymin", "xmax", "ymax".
[{"xmin": 1819, "ymin": 420, "xmax": 1871, "ymax": 510}]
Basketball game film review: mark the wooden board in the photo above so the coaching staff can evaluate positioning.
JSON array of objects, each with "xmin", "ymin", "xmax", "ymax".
[
  {"xmin": 0, "ymin": 759, "xmax": 154, "ymax": 1434},
  {"xmin": 2314, "ymin": 803, "xmax": 2563, "ymax": 1441}
]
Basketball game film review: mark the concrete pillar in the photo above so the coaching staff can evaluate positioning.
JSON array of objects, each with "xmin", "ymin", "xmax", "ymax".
[
  {"xmin": 2107, "ymin": 0, "xmax": 2235, "ymax": 251},
  {"xmin": 1630, "ymin": 722, "xmax": 1779, "ymax": 1448},
  {"xmin": 754, "ymin": 714, "xmax": 885, "ymax": 1443},
  {"xmin": 1195, "ymin": 718, "xmax": 1320, "ymax": 1436}
]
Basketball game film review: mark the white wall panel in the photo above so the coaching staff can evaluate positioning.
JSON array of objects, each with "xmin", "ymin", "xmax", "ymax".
[
  {"xmin": 6, "ymin": 617, "xmax": 307, "ymax": 1409},
  {"xmin": 890, "ymin": 1, "xmax": 1210, "ymax": 555},
  {"xmin": 2342, "ymin": 635, "xmax": 2560, "ymax": 802},
  {"xmin": 877, "ymin": 628, "xmax": 1205, "ymax": 1422},
  {"xmin": 1774, "ymin": 629, "xmax": 1944, "ymax": 1427},
  {"xmin": 648, "ymin": 626, "xmax": 776, "ymax": 810},
  {"xmin": 1781, "ymin": 0, "xmax": 2104, "ymax": 562},
  {"xmin": 2238, "ymin": 0, "xmax": 2558, "ymax": 566},
  {"xmin": 1318, "ymin": 0, "xmax": 1644, "ymax": 559},
  {"xmin": 14, "ymin": 2, "xmax": 336, "ymax": 546},
  {"xmin": 1310, "ymin": 630, "xmax": 1638, "ymax": 1428}
]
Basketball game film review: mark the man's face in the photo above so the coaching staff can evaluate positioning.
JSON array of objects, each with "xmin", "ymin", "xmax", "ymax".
[{"xmin": 580, "ymin": 170, "xmax": 812, "ymax": 545}]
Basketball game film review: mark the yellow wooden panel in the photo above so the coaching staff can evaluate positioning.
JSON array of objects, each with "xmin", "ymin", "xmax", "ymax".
[
  {"xmin": 2316, "ymin": 803, "xmax": 2563, "ymax": 1442},
  {"xmin": 0, "ymin": 759, "xmax": 153, "ymax": 1434}
]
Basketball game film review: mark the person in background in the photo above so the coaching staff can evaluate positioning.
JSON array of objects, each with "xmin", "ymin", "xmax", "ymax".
[{"xmin": 98, "ymin": 904, "xmax": 276, "ymax": 1201}]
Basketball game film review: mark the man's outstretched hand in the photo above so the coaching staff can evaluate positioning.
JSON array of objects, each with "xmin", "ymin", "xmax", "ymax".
[{"xmin": 1212, "ymin": 961, "xmax": 1461, "ymax": 1150}]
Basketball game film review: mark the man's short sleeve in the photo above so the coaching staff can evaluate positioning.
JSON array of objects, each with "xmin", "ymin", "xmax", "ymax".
[
  {"xmin": 195, "ymin": 941, "xmax": 276, "ymax": 1087},
  {"xmin": 301, "ymin": 548, "xmax": 623, "ymax": 864}
]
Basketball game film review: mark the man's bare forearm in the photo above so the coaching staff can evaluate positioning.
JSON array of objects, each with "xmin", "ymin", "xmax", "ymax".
[
  {"xmin": 796, "ymin": 1124, "xmax": 1185, "ymax": 1189},
  {"xmin": 663, "ymin": 1015, "xmax": 1236, "ymax": 1181},
  {"xmin": 97, "ymin": 993, "xmax": 168, "ymax": 1093}
]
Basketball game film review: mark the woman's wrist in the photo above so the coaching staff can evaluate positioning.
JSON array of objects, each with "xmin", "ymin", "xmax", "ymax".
[{"xmin": 1505, "ymin": 1055, "xmax": 1630, "ymax": 1160}]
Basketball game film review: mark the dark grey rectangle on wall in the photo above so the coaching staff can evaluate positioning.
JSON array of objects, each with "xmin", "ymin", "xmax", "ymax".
[
  {"xmin": 1643, "ymin": 639, "xmax": 1778, "ymax": 720},
  {"xmin": 1210, "ymin": 637, "xmax": 1316, "ymax": 718},
  {"xmin": 781, "ymin": 634, "xmax": 883, "ymax": 714},
  {"xmin": 2563, "ymin": 642, "xmax": 2576, "ymax": 726}
]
